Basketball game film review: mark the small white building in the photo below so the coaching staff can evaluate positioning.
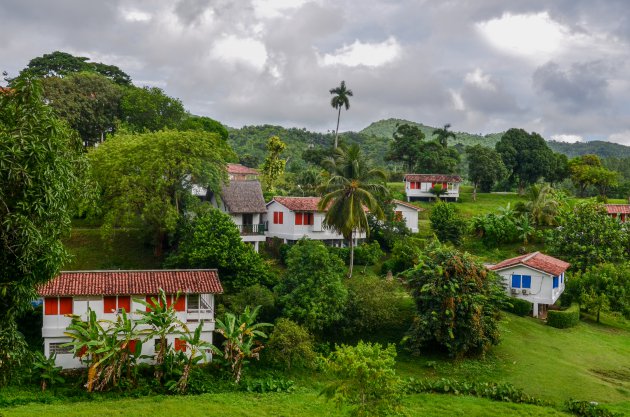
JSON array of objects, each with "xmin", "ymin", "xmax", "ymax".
[
  {"xmin": 488, "ymin": 252, "xmax": 570, "ymax": 318},
  {"xmin": 392, "ymin": 199, "xmax": 423, "ymax": 233},
  {"xmin": 404, "ymin": 174, "xmax": 462, "ymax": 201},
  {"xmin": 39, "ymin": 270, "xmax": 222, "ymax": 369}
]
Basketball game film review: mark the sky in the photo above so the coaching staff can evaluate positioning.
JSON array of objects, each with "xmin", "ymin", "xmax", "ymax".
[{"xmin": 2, "ymin": 0, "xmax": 630, "ymax": 145}]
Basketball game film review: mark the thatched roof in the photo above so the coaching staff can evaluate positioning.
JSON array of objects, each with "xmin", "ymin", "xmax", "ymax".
[{"xmin": 220, "ymin": 180, "xmax": 267, "ymax": 213}]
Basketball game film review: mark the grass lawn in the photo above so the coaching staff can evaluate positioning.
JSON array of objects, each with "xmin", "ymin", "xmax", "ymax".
[{"xmin": 0, "ymin": 391, "xmax": 572, "ymax": 417}]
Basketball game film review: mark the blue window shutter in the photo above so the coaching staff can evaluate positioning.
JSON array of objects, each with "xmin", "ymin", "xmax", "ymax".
[
  {"xmin": 553, "ymin": 277, "xmax": 559, "ymax": 288},
  {"xmin": 511, "ymin": 275, "xmax": 521, "ymax": 288},
  {"xmin": 522, "ymin": 275, "xmax": 531, "ymax": 289}
]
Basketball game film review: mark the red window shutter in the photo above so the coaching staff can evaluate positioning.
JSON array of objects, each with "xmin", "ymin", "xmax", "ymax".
[
  {"xmin": 78, "ymin": 346, "xmax": 88, "ymax": 358},
  {"xmin": 44, "ymin": 298, "xmax": 58, "ymax": 316},
  {"xmin": 410, "ymin": 182, "xmax": 416, "ymax": 189},
  {"xmin": 104, "ymin": 296, "xmax": 117, "ymax": 313},
  {"xmin": 395, "ymin": 211, "xmax": 403, "ymax": 221},
  {"xmin": 295, "ymin": 213, "xmax": 303, "ymax": 225},
  {"xmin": 118, "ymin": 296, "xmax": 131, "ymax": 313},
  {"xmin": 306, "ymin": 213, "xmax": 313, "ymax": 225},
  {"xmin": 175, "ymin": 338, "xmax": 187, "ymax": 352},
  {"xmin": 273, "ymin": 212, "xmax": 278, "ymax": 224},
  {"xmin": 173, "ymin": 295, "xmax": 185, "ymax": 312},
  {"xmin": 59, "ymin": 297, "xmax": 73, "ymax": 315},
  {"xmin": 416, "ymin": 182, "xmax": 421, "ymax": 189},
  {"xmin": 279, "ymin": 212, "xmax": 284, "ymax": 224},
  {"xmin": 128, "ymin": 339, "xmax": 138, "ymax": 353},
  {"xmin": 166, "ymin": 295, "xmax": 174, "ymax": 308}
]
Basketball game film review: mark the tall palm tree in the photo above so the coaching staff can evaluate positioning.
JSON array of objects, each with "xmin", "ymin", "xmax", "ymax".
[
  {"xmin": 433, "ymin": 123, "xmax": 456, "ymax": 148},
  {"xmin": 319, "ymin": 145, "xmax": 387, "ymax": 277},
  {"xmin": 329, "ymin": 81, "xmax": 353, "ymax": 148},
  {"xmin": 523, "ymin": 184, "xmax": 561, "ymax": 226}
]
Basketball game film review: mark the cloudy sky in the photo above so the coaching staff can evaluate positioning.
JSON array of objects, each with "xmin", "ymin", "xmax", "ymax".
[{"xmin": 2, "ymin": 0, "xmax": 630, "ymax": 145}]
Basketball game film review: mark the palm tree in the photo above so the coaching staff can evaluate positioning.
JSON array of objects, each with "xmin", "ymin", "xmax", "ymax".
[
  {"xmin": 319, "ymin": 145, "xmax": 387, "ymax": 277},
  {"xmin": 433, "ymin": 123, "xmax": 456, "ymax": 148},
  {"xmin": 329, "ymin": 81, "xmax": 353, "ymax": 148},
  {"xmin": 523, "ymin": 184, "xmax": 561, "ymax": 226}
]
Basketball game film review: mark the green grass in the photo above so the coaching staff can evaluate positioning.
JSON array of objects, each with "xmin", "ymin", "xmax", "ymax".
[
  {"xmin": 0, "ymin": 392, "xmax": 572, "ymax": 417},
  {"xmin": 63, "ymin": 228, "xmax": 162, "ymax": 270}
]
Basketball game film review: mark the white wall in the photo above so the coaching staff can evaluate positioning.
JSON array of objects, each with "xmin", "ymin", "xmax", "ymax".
[
  {"xmin": 394, "ymin": 204, "xmax": 419, "ymax": 233},
  {"xmin": 405, "ymin": 182, "xmax": 460, "ymax": 200},
  {"xmin": 495, "ymin": 265, "xmax": 565, "ymax": 308}
]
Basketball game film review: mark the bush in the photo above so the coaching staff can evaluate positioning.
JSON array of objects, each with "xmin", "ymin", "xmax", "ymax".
[
  {"xmin": 547, "ymin": 304, "xmax": 580, "ymax": 329},
  {"xmin": 328, "ymin": 241, "xmax": 384, "ymax": 266},
  {"xmin": 241, "ymin": 375, "xmax": 295, "ymax": 393},
  {"xmin": 565, "ymin": 399, "xmax": 617, "ymax": 417},
  {"xmin": 507, "ymin": 298, "xmax": 532, "ymax": 317},
  {"xmin": 267, "ymin": 318, "xmax": 316, "ymax": 370},
  {"xmin": 429, "ymin": 201, "xmax": 467, "ymax": 245},
  {"xmin": 224, "ymin": 284, "xmax": 277, "ymax": 323},
  {"xmin": 380, "ymin": 236, "xmax": 425, "ymax": 275}
]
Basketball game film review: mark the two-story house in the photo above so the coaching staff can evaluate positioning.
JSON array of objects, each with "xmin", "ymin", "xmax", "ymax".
[
  {"xmin": 39, "ymin": 269, "xmax": 222, "ymax": 369},
  {"xmin": 488, "ymin": 252, "xmax": 570, "ymax": 318},
  {"xmin": 404, "ymin": 174, "xmax": 462, "ymax": 201}
]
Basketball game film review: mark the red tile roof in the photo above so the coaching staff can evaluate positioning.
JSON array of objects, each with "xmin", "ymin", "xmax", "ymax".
[
  {"xmin": 38, "ymin": 270, "xmax": 223, "ymax": 297},
  {"xmin": 271, "ymin": 196, "xmax": 323, "ymax": 211},
  {"xmin": 392, "ymin": 199, "xmax": 424, "ymax": 211},
  {"xmin": 488, "ymin": 252, "xmax": 570, "ymax": 276},
  {"xmin": 605, "ymin": 204, "xmax": 630, "ymax": 214},
  {"xmin": 227, "ymin": 163, "xmax": 259, "ymax": 175},
  {"xmin": 404, "ymin": 174, "xmax": 462, "ymax": 183}
]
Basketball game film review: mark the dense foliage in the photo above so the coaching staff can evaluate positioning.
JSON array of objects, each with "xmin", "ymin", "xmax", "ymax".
[
  {"xmin": 403, "ymin": 247, "xmax": 505, "ymax": 357},
  {"xmin": 429, "ymin": 202, "xmax": 467, "ymax": 245},
  {"xmin": 547, "ymin": 304, "xmax": 580, "ymax": 329},
  {"xmin": 267, "ymin": 318, "xmax": 316, "ymax": 370},
  {"xmin": 466, "ymin": 145, "xmax": 508, "ymax": 197}
]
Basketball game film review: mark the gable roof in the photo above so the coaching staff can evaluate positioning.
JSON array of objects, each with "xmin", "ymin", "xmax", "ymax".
[
  {"xmin": 404, "ymin": 174, "xmax": 462, "ymax": 183},
  {"xmin": 227, "ymin": 163, "xmax": 259, "ymax": 175},
  {"xmin": 220, "ymin": 180, "xmax": 267, "ymax": 213},
  {"xmin": 39, "ymin": 270, "xmax": 223, "ymax": 297},
  {"xmin": 270, "ymin": 196, "xmax": 323, "ymax": 211},
  {"xmin": 605, "ymin": 204, "xmax": 630, "ymax": 214},
  {"xmin": 392, "ymin": 199, "xmax": 424, "ymax": 211},
  {"xmin": 488, "ymin": 252, "xmax": 570, "ymax": 276}
]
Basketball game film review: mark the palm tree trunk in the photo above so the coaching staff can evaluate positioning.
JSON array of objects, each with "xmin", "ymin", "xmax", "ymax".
[
  {"xmin": 348, "ymin": 231, "xmax": 354, "ymax": 278},
  {"xmin": 334, "ymin": 107, "xmax": 341, "ymax": 148}
]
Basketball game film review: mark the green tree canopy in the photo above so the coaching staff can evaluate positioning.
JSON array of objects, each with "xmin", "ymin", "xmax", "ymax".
[
  {"xmin": 261, "ymin": 135, "xmax": 286, "ymax": 192},
  {"xmin": 89, "ymin": 130, "xmax": 234, "ymax": 256},
  {"xmin": 466, "ymin": 145, "xmax": 508, "ymax": 199},
  {"xmin": 432, "ymin": 123, "xmax": 456, "ymax": 148},
  {"xmin": 415, "ymin": 140, "xmax": 461, "ymax": 174},
  {"xmin": 569, "ymin": 154, "xmax": 619, "ymax": 198},
  {"xmin": 178, "ymin": 115, "xmax": 229, "ymax": 140},
  {"xmin": 429, "ymin": 201, "xmax": 467, "ymax": 245},
  {"xmin": 386, "ymin": 123, "xmax": 424, "ymax": 172},
  {"xmin": 119, "ymin": 86, "xmax": 186, "ymax": 132},
  {"xmin": 330, "ymin": 80, "xmax": 353, "ymax": 148},
  {"xmin": 277, "ymin": 239, "xmax": 348, "ymax": 332}
]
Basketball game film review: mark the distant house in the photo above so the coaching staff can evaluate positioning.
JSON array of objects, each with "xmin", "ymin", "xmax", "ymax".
[
  {"xmin": 227, "ymin": 163, "xmax": 259, "ymax": 181},
  {"xmin": 605, "ymin": 204, "xmax": 630, "ymax": 222},
  {"xmin": 488, "ymin": 252, "xmax": 570, "ymax": 318},
  {"xmin": 39, "ymin": 270, "xmax": 222, "ymax": 369},
  {"xmin": 404, "ymin": 174, "xmax": 462, "ymax": 201},
  {"xmin": 392, "ymin": 199, "xmax": 423, "ymax": 233}
]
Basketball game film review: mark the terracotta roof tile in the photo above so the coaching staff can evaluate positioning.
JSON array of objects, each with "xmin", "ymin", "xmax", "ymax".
[
  {"xmin": 271, "ymin": 196, "xmax": 323, "ymax": 211},
  {"xmin": 488, "ymin": 252, "xmax": 570, "ymax": 276},
  {"xmin": 605, "ymin": 204, "xmax": 630, "ymax": 214},
  {"xmin": 392, "ymin": 199, "xmax": 424, "ymax": 211},
  {"xmin": 404, "ymin": 174, "xmax": 462, "ymax": 183},
  {"xmin": 227, "ymin": 163, "xmax": 259, "ymax": 175},
  {"xmin": 38, "ymin": 270, "xmax": 223, "ymax": 297}
]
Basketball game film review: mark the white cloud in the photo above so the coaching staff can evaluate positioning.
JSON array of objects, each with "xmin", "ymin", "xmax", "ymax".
[
  {"xmin": 608, "ymin": 131, "xmax": 630, "ymax": 145},
  {"xmin": 464, "ymin": 68, "xmax": 496, "ymax": 91},
  {"xmin": 121, "ymin": 8, "xmax": 152, "ymax": 23},
  {"xmin": 210, "ymin": 35, "xmax": 268, "ymax": 71},
  {"xmin": 551, "ymin": 134, "xmax": 584, "ymax": 143},
  {"xmin": 318, "ymin": 36, "xmax": 401, "ymax": 68},
  {"xmin": 449, "ymin": 89, "xmax": 465, "ymax": 111},
  {"xmin": 252, "ymin": 0, "xmax": 311, "ymax": 19}
]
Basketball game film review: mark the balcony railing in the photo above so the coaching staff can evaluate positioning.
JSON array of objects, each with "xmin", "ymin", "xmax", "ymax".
[{"xmin": 237, "ymin": 223, "xmax": 266, "ymax": 236}]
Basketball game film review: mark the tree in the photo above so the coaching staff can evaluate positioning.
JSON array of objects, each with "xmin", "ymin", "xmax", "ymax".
[
  {"xmin": 42, "ymin": 73, "xmax": 122, "ymax": 145},
  {"xmin": 261, "ymin": 135, "xmax": 286, "ymax": 192},
  {"xmin": 267, "ymin": 318, "xmax": 316, "ymax": 370},
  {"xmin": 547, "ymin": 153, "xmax": 570, "ymax": 186},
  {"xmin": 433, "ymin": 123, "xmax": 456, "ymax": 148},
  {"xmin": 0, "ymin": 75, "xmax": 88, "ymax": 371},
  {"xmin": 429, "ymin": 202, "xmax": 467, "ymax": 245},
  {"xmin": 178, "ymin": 115, "xmax": 229, "ymax": 140},
  {"xmin": 466, "ymin": 145, "xmax": 508, "ymax": 200},
  {"xmin": 119, "ymin": 86, "xmax": 186, "ymax": 132},
  {"xmin": 386, "ymin": 123, "xmax": 424, "ymax": 172},
  {"xmin": 569, "ymin": 154, "xmax": 618, "ymax": 198},
  {"xmin": 24, "ymin": 51, "xmax": 132, "ymax": 85},
  {"xmin": 165, "ymin": 208, "xmax": 274, "ymax": 291},
  {"xmin": 415, "ymin": 140, "xmax": 461, "ymax": 174},
  {"xmin": 495, "ymin": 128, "xmax": 555, "ymax": 193},
  {"xmin": 319, "ymin": 145, "xmax": 387, "ymax": 277},
  {"xmin": 570, "ymin": 263, "xmax": 630, "ymax": 322},
  {"xmin": 330, "ymin": 80, "xmax": 353, "ymax": 149},
  {"xmin": 402, "ymin": 246, "xmax": 505, "ymax": 357},
  {"xmin": 547, "ymin": 202, "xmax": 629, "ymax": 271},
  {"xmin": 322, "ymin": 342, "xmax": 403, "ymax": 417},
  {"xmin": 89, "ymin": 130, "xmax": 233, "ymax": 256},
  {"xmin": 277, "ymin": 239, "xmax": 348, "ymax": 332},
  {"xmin": 520, "ymin": 184, "xmax": 561, "ymax": 226}
]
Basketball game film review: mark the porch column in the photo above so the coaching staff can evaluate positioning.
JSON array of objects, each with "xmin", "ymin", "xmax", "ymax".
[
  {"xmin": 533, "ymin": 302, "xmax": 539, "ymax": 318},
  {"xmin": 254, "ymin": 241, "xmax": 259, "ymax": 252}
]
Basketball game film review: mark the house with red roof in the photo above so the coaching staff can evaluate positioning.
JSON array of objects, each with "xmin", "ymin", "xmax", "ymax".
[
  {"xmin": 488, "ymin": 252, "xmax": 570, "ymax": 318},
  {"xmin": 39, "ymin": 270, "xmax": 222, "ymax": 369},
  {"xmin": 392, "ymin": 199, "xmax": 423, "ymax": 233},
  {"xmin": 404, "ymin": 174, "xmax": 462, "ymax": 201},
  {"xmin": 605, "ymin": 204, "xmax": 630, "ymax": 222}
]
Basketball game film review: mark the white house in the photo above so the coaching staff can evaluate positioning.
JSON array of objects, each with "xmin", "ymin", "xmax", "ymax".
[
  {"xmin": 488, "ymin": 252, "xmax": 570, "ymax": 318},
  {"xmin": 39, "ymin": 270, "xmax": 222, "ymax": 369},
  {"xmin": 226, "ymin": 163, "xmax": 259, "ymax": 181},
  {"xmin": 392, "ymin": 199, "xmax": 423, "ymax": 233},
  {"xmin": 404, "ymin": 174, "xmax": 462, "ymax": 201},
  {"xmin": 264, "ymin": 196, "xmax": 366, "ymax": 246}
]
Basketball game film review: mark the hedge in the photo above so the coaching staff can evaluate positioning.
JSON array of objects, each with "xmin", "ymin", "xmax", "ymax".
[
  {"xmin": 547, "ymin": 303, "xmax": 580, "ymax": 329},
  {"xmin": 507, "ymin": 298, "xmax": 532, "ymax": 316}
]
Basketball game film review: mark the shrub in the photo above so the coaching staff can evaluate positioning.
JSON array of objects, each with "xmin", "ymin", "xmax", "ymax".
[
  {"xmin": 267, "ymin": 318, "xmax": 316, "ymax": 370},
  {"xmin": 507, "ymin": 298, "xmax": 532, "ymax": 316},
  {"xmin": 547, "ymin": 304, "xmax": 580, "ymax": 329},
  {"xmin": 565, "ymin": 399, "xmax": 617, "ymax": 417},
  {"xmin": 224, "ymin": 284, "xmax": 277, "ymax": 323},
  {"xmin": 430, "ymin": 201, "xmax": 467, "ymax": 245},
  {"xmin": 328, "ymin": 241, "xmax": 384, "ymax": 266},
  {"xmin": 242, "ymin": 375, "xmax": 295, "ymax": 393},
  {"xmin": 470, "ymin": 213, "xmax": 519, "ymax": 247},
  {"xmin": 381, "ymin": 236, "xmax": 425, "ymax": 275}
]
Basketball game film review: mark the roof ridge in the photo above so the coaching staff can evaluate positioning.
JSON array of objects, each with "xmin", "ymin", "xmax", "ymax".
[
  {"xmin": 522, "ymin": 252, "xmax": 540, "ymax": 262},
  {"xmin": 60, "ymin": 269, "xmax": 219, "ymax": 273}
]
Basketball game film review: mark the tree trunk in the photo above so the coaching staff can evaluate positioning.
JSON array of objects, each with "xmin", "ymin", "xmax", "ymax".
[
  {"xmin": 473, "ymin": 183, "xmax": 477, "ymax": 202},
  {"xmin": 518, "ymin": 181, "xmax": 525, "ymax": 195},
  {"xmin": 348, "ymin": 231, "xmax": 354, "ymax": 278},
  {"xmin": 334, "ymin": 107, "xmax": 341, "ymax": 148}
]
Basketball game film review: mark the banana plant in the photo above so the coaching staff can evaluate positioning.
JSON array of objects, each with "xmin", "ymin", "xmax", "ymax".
[
  {"xmin": 32, "ymin": 351, "xmax": 64, "ymax": 392},
  {"xmin": 169, "ymin": 322, "xmax": 219, "ymax": 393}
]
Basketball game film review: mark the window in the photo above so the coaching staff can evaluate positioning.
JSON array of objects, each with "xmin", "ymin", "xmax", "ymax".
[
  {"xmin": 521, "ymin": 275, "xmax": 531, "ymax": 289},
  {"xmin": 304, "ymin": 212, "xmax": 314, "ymax": 225},
  {"xmin": 154, "ymin": 338, "xmax": 161, "ymax": 352},
  {"xmin": 127, "ymin": 339, "xmax": 139, "ymax": 354},
  {"xmin": 49, "ymin": 342, "xmax": 72, "ymax": 355},
  {"xmin": 273, "ymin": 211, "xmax": 284, "ymax": 224},
  {"xmin": 395, "ymin": 211, "xmax": 403, "ymax": 221},
  {"xmin": 511, "ymin": 275, "xmax": 521, "ymax": 288},
  {"xmin": 175, "ymin": 338, "xmax": 187, "ymax": 352},
  {"xmin": 295, "ymin": 212, "xmax": 303, "ymax": 225},
  {"xmin": 410, "ymin": 181, "xmax": 417, "ymax": 189},
  {"xmin": 173, "ymin": 295, "xmax": 185, "ymax": 312},
  {"xmin": 44, "ymin": 297, "xmax": 73, "ymax": 315},
  {"xmin": 187, "ymin": 294, "xmax": 200, "ymax": 310},
  {"xmin": 553, "ymin": 276, "xmax": 559, "ymax": 289}
]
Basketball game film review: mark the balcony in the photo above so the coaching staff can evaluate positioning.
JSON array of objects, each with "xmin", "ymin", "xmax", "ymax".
[{"xmin": 237, "ymin": 223, "xmax": 266, "ymax": 236}]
